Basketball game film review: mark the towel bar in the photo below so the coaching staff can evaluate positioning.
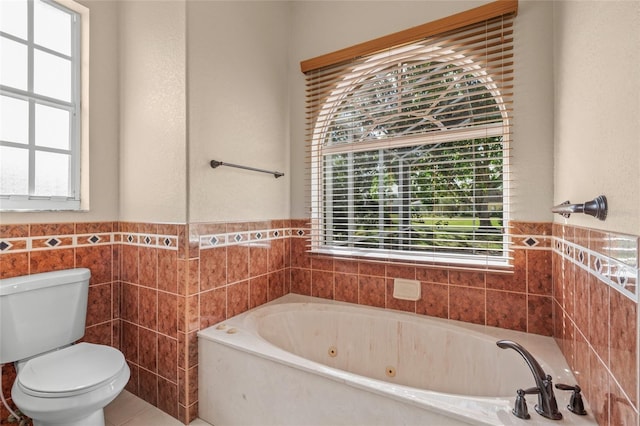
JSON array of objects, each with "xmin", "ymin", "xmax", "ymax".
[{"xmin": 210, "ymin": 160, "xmax": 284, "ymax": 179}]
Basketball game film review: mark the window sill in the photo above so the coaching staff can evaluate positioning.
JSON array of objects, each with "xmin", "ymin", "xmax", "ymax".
[
  {"xmin": 0, "ymin": 198, "xmax": 82, "ymax": 212},
  {"xmin": 309, "ymin": 246, "xmax": 513, "ymax": 273}
]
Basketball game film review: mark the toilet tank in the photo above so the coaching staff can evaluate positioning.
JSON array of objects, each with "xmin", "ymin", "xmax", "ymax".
[{"xmin": 0, "ymin": 268, "xmax": 91, "ymax": 364}]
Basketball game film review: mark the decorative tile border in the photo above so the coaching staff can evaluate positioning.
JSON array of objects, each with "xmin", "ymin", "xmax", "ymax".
[
  {"xmin": 554, "ymin": 236, "xmax": 639, "ymax": 302},
  {"xmin": 0, "ymin": 233, "xmax": 115, "ymax": 253},
  {"xmin": 0, "ymin": 222, "xmax": 303, "ymax": 254},
  {"xmin": 512, "ymin": 234, "xmax": 553, "ymax": 249},
  {"xmin": 199, "ymin": 227, "xmax": 293, "ymax": 249},
  {"xmin": 0, "ymin": 232, "xmax": 179, "ymax": 253},
  {"xmin": 120, "ymin": 232, "xmax": 178, "ymax": 250}
]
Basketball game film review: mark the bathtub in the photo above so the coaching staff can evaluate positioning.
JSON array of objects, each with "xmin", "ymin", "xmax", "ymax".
[{"xmin": 198, "ymin": 294, "xmax": 596, "ymax": 425}]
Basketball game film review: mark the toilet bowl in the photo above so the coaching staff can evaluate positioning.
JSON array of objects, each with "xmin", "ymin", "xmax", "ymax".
[
  {"xmin": 11, "ymin": 343, "xmax": 130, "ymax": 426},
  {"xmin": 0, "ymin": 269, "xmax": 130, "ymax": 426}
]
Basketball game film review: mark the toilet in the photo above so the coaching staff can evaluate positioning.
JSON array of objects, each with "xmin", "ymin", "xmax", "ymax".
[{"xmin": 0, "ymin": 268, "xmax": 130, "ymax": 426}]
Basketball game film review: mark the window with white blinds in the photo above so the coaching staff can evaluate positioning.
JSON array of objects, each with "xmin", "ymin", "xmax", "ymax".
[{"xmin": 302, "ymin": 1, "xmax": 516, "ymax": 268}]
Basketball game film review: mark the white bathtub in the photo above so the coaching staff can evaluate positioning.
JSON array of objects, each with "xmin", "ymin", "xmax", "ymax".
[{"xmin": 198, "ymin": 294, "xmax": 596, "ymax": 425}]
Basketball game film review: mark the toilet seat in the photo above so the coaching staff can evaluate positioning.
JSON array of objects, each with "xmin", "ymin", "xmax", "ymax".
[{"xmin": 17, "ymin": 343, "xmax": 126, "ymax": 398}]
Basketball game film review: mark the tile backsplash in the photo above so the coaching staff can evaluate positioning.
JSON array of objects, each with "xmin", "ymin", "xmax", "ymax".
[
  {"xmin": 552, "ymin": 224, "xmax": 639, "ymax": 425},
  {"xmin": 1, "ymin": 220, "xmax": 637, "ymax": 425},
  {"xmin": 0, "ymin": 220, "xmax": 291, "ymax": 424},
  {"xmin": 0, "ymin": 222, "xmax": 120, "ymax": 422},
  {"xmin": 289, "ymin": 219, "xmax": 555, "ymax": 335}
]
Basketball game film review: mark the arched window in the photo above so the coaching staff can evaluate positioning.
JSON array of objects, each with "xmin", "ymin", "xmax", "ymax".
[{"xmin": 303, "ymin": 2, "xmax": 515, "ymax": 268}]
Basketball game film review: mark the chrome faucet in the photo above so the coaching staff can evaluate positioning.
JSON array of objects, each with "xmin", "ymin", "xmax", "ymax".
[{"xmin": 497, "ymin": 340, "xmax": 563, "ymax": 420}]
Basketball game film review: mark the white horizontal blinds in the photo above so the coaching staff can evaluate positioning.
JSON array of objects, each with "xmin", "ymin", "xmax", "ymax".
[{"xmin": 304, "ymin": 3, "xmax": 515, "ymax": 268}]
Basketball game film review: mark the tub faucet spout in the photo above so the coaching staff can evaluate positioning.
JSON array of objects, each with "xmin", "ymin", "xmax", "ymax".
[{"xmin": 497, "ymin": 340, "xmax": 562, "ymax": 420}]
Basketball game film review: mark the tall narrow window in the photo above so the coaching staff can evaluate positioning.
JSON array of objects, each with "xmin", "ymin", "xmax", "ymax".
[
  {"xmin": 0, "ymin": 0, "xmax": 88, "ymax": 211},
  {"xmin": 302, "ymin": 1, "xmax": 516, "ymax": 268}
]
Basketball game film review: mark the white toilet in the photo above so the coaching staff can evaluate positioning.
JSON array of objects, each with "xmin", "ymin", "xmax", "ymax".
[{"xmin": 0, "ymin": 268, "xmax": 130, "ymax": 426}]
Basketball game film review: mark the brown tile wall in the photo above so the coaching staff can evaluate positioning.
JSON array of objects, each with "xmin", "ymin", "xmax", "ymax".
[
  {"xmin": 0, "ymin": 222, "xmax": 120, "ymax": 422},
  {"xmin": 178, "ymin": 220, "xmax": 291, "ymax": 423},
  {"xmin": 0, "ymin": 220, "xmax": 291, "ymax": 425},
  {"xmin": 118, "ymin": 222, "xmax": 184, "ymax": 421},
  {"xmin": 4, "ymin": 219, "xmax": 635, "ymax": 426},
  {"xmin": 289, "ymin": 219, "xmax": 555, "ymax": 336},
  {"xmin": 552, "ymin": 224, "xmax": 639, "ymax": 425}
]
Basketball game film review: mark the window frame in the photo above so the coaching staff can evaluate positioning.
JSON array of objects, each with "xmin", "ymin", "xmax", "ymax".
[{"xmin": 0, "ymin": 0, "xmax": 89, "ymax": 212}]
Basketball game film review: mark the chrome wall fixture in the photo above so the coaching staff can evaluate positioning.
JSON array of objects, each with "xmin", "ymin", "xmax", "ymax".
[
  {"xmin": 210, "ymin": 160, "xmax": 284, "ymax": 179},
  {"xmin": 551, "ymin": 195, "xmax": 608, "ymax": 221}
]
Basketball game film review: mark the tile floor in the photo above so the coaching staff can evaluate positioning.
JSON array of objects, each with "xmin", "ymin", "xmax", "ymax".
[{"xmin": 105, "ymin": 391, "xmax": 211, "ymax": 426}]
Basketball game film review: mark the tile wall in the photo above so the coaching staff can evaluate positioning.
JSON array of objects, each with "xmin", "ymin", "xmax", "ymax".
[
  {"xmin": 0, "ymin": 220, "xmax": 292, "ymax": 424},
  {"xmin": 289, "ymin": 220, "xmax": 556, "ymax": 336},
  {"xmin": 178, "ymin": 220, "xmax": 292, "ymax": 422},
  {"xmin": 118, "ymin": 222, "xmax": 184, "ymax": 420},
  {"xmin": 1, "ymin": 219, "xmax": 637, "ymax": 426},
  {"xmin": 0, "ymin": 222, "xmax": 120, "ymax": 422},
  {"xmin": 552, "ymin": 224, "xmax": 639, "ymax": 425}
]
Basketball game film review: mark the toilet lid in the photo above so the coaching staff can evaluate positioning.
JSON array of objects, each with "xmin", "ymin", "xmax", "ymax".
[{"xmin": 18, "ymin": 343, "xmax": 126, "ymax": 395}]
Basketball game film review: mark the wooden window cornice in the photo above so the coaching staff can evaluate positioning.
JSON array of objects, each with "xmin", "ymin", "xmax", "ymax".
[{"xmin": 300, "ymin": 0, "xmax": 518, "ymax": 73}]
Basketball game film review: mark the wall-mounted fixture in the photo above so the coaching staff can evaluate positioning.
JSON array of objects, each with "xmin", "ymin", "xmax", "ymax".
[
  {"xmin": 551, "ymin": 195, "xmax": 607, "ymax": 220},
  {"xmin": 210, "ymin": 160, "xmax": 284, "ymax": 179}
]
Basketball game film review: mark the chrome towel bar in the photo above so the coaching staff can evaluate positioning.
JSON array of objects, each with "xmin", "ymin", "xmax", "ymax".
[
  {"xmin": 210, "ymin": 160, "xmax": 284, "ymax": 178},
  {"xmin": 551, "ymin": 195, "xmax": 607, "ymax": 220}
]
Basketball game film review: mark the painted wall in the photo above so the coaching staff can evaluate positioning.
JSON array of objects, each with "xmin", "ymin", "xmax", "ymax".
[
  {"xmin": 0, "ymin": 0, "xmax": 120, "ymax": 225},
  {"xmin": 1, "ymin": 0, "xmax": 557, "ymax": 226},
  {"xmin": 118, "ymin": 0, "xmax": 188, "ymax": 224},
  {"xmin": 288, "ymin": 0, "xmax": 556, "ymax": 223},
  {"xmin": 187, "ymin": 1, "xmax": 290, "ymax": 223},
  {"xmin": 552, "ymin": 3, "xmax": 640, "ymax": 424},
  {"xmin": 553, "ymin": 1, "xmax": 640, "ymax": 236}
]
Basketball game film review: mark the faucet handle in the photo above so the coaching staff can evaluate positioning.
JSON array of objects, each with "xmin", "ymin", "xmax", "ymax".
[
  {"xmin": 555, "ymin": 384, "xmax": 588, "ymax": 415},
  {"xmin": 512, "ymin": 387, "xmax": 540, "ymax": 419},
  {"xmin": 513, "ymin": 389, "xmax": 531, "ymax": 419}
]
